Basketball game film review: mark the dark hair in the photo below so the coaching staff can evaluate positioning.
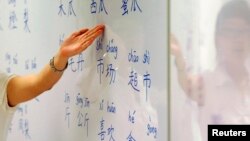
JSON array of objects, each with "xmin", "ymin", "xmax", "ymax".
[
  {"xmin": 216, "ymin": 0, "xmax": 250, "ymax": 33},
  {"xmin": 214, "ymin": 0, "xmax": 250, "ymax": 64}
]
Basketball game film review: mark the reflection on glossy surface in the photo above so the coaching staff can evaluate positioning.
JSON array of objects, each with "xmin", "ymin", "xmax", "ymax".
[{"xmin": 171, "ymin": 0, "xmax": 250, "ymax": 141}]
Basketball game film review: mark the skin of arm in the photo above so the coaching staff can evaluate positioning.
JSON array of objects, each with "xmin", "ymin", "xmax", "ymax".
[
  {"xmin": 171, "ymin": 34, "xmax": 203, "ymax": 104},
  {"xmin": 6, "ymin": 24, "xmax": 105, "ymax": 107},
  {"xmin": 171, "ymin": 34, "xmax": 189, "ymax": 93}
]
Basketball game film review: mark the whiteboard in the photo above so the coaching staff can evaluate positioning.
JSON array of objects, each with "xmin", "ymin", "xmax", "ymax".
[{"xmin": 0, "ymin": 0, "xmax": 167, "ymax": 141}]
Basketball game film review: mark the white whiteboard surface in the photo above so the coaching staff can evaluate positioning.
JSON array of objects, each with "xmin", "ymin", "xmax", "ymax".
[{"xmin": 0, "ymin": 0, "xmax": 167, "ymax": 141}]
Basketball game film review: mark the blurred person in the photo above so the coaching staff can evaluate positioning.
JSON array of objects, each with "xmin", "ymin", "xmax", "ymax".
[{"xmin": 171, "ymin": 0, "xmax": 250, "ymax": 140}]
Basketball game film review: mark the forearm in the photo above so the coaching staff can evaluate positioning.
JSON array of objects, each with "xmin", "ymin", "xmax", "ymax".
[
  {"xmin": 6, "ymin": 24, "xmax": 104, "ymax": 107},
  {"xmin": 7, "ymin": 54, "xmax": 68, "ymax": 106},
  {"xmin": 175, "ymin": 56, "xmax": 202, "ymax": 103},
  {"xmin": 35, "ymin": 54, "xmax": 67, "ymax": 94},
  {"xmin": 175, "ymin": 54, "xmax": 189, "ymax": 93}
]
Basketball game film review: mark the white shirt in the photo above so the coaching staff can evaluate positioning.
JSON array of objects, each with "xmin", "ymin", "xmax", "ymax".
[
  {"xmin": 0, "ymin": 72, "xmax": 17, "ymax": 141},
  {"xmin": 199, "ymin": 67, "xmax": 250, "ymax": 141}
]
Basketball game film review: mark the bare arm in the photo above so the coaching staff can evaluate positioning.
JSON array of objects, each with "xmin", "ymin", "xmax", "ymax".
[
  {"xmin": 171, "ymin": 34, "xmax": 203, "ymax": 103},
  {"xmin": 7, "ymin": 24, "xmax": 105, "ymax": 107},
  {"xmin": 171, "ymin": 34, "xmax": 189, "ymax": 93}
]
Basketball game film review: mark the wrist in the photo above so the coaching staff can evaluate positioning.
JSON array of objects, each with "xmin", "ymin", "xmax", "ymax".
[
  {"xmin": 175, "ymin": 56, "xmax": 186, "ymax": 72},
  {"xmin": 50, "ymin": 53, "xmax": 69, "ymax": 72}
]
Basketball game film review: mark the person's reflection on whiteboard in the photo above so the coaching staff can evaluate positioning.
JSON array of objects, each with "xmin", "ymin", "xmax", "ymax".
[
  {"xmin": 172, "ymin": 0, "xmax": 250, "ymax": 141},
  {"xmin": 171, "ymin": 33, "xmax": 198, "ymax": 141}
]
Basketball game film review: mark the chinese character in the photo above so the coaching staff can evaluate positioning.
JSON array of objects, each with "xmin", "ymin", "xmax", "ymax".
[
  {"xmin": 19, "ymin": 119, "xmax": 23, "ymax": 132},
  {"xmin": 59, "ymin": 34, "xmax": 65, "ymax": 45},
  {"xmin": 99, "ymin": 0, "xmax": 108, "ymax": 15},
  {"xmin": 127, "ymin": 131, "xmax": 136, "ymax": 141},
  {"xmin": 58, "ymin": 0, "xmax": 66, "ymax": 16},
  {"xmin": 107, "ymin": 101, "xmax": 116, "ymax": 114},
  {"xmin": 96, "ymin": 36, "xmax": 103, "ymax": 51},
  {"xmin": 99, "ymin": 99, "xmax": 104, "ymax": 111},
  {"xmin": 5, "ymin": 53, "xmax": 11, "ymax": 64},
  {"xmin": 106, "ymin": 64, "xmax": 116, "ymax": 84},
  {"xmin": 13, "ymin": 54, "xmax": 18, "ymax": 65},
  {"xmin": 19, "ymin": 119, "xmax": 31, "ymax": 139},
  {"xmin": 24, "ymin": 119, "xmax": 31, "ymax": 139},
  {"xmin": 25, "ymin": 60, "xmax": 29, "ymax": 70},
  {"xmin": 90, "ymin": 0, "xmax": 97, "ymax": 14},
  {"xmin": 98, "ymin": 118, "xmax": 106, "ymax": 141},
  {"xmin": 9, "ymin": 11, "xmax": 18, "ymax": 29},
  {"xmin": 76, "ymin": 93, "xmax": 83, "ymax": 108},
  {"xmin": 69, "ymin": 57, "xmax": 77, "ymax": 72},
  {"xmin": 131, "ymin": 0, "xmax": 142, "ymax": 12},
  {"xmin": 143, "ymin": 50, "xmax": 150, "ymax": 64},
  {"xmin": 64, "ymin": 92, "xmax": 70, "ymax": 103},
  {"xmin": 143, "ymin": 72, "xmax": 151, "ymax": 101},
  {"xmin": 65, "ymin": 107, "xmax": 71, "ymax": 128},
  {"xmin": 84, "ymin": 113, "xmax": 89, "ymax": 136},
  {"xmin": 77, "ymin": 53, "xmax": 84, "ymax": 71},
  {"xmin": 25, "ymin": 57, "xmax": 36, "ymax": 70},
  {"xmin": 24, "ymin": 8, "xmax": 30, "ymax": 33},
  {"xmin": 31, "ymin": 57, "xmax": 37, "ymax": 69},
  {"xmin": 77, "ymin": 111, "xmax": 83, "ymax": 127},
  {"xmin": 6, "ymin": 67, "xmax": 11, "ymax": 73},
  {"xmin": 128, "ymin": 110, "xmax": 136, "ymax": 124},
  {"xmin": 121, "ymin": 0, "xmax": 128, "ymax": 15},
  {"xmin": 17, "ymin": 106, "xmax": 27, "ymax": 116},
  {"xmin": 68, "ymin": 0, "xmax": 76, "ymax": 16},
  {"xmin": 97, "ymin": 58, "xmax": 104, "ymax": 84},
  {"xmin": 8, "ymin": 0, "xmax": 16, "ymax": 6},
  {"xmin": 17, "ymin": 107, "xmax": 23, "ymax": 116},
  {"xmin": 147, "ymin": 116, "xmax": 157, "ymax": 139},
  {"xmin": 107, "ymin": 124, "xmax": 115, "ymax": 141},
  {"xmin": 84, "ymin": 97, "xmax": 90, "ymax": 108},
  {"xmin": 128, "ymin": 70, "xmax": 140, "ymax": 92},
  {"xmin": 5, "ymin": 53, "xmax": 11, "ymax": 73},
  {"xmin": 64, "ymin": 93, "xmax": 71, "ymax": 128}
]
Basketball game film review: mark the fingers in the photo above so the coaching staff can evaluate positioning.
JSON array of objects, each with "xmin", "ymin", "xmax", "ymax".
[
  {"xmin": 71, "ymin": 28, "xmax": 89, "ymax": 38},
  {"xmin": 77, "ymin": 24, "xmax": 104, "ymax": 49},
  {"xmin": 70, "ymin": 40, "xmax": 95, "ymax": 56},
  {"xmin": 80, "ymin": 39, "xmax": 95, "ymax": 52},
  {"xmin": 61, "ymin": 24, "xmax": 104, "ymax": 57},
  {"xmin": 79, "ymin": 24, "xmax": 105, "ymax": 40},
  {"xmin": 81, "ymin": 29, "xmax": 103, "ymax": 44},
  {"xmin": 76, "ymin": 29, "xmax": 102, "ymax": 53},
  {"xmin": 86, "ymin": 24, "xmax": 105, "ymax": 35}
]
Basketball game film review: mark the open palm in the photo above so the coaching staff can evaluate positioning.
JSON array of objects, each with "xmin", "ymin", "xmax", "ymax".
[{"xmin": 60, "ymin": 24, "xmax": 105, "ymax": 58}]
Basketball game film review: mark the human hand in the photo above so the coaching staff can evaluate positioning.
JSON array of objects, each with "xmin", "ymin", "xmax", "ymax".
[
  {"xmin": 170, "ymin": 33, "xmax": 182, "ymax": 58},
  {"xmin": 170, "ymin": 33, "xmax": 186, "ymax": 71},
  {"xmin": 52, "ymin": 24, "xmax": 104, "ymax": 70},
  {"xmin": 186, "ymin": 74, "xmax": 204, "ymax": 105},
  {"xmin": 59, "ymin": 24, "xmax": 105, "ymax": 59}
]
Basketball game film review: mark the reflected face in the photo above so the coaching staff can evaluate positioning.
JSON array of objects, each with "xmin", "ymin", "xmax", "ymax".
[{"xmin": 216, "ymin": 18, "xmax": 250, "ymax": 66}]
